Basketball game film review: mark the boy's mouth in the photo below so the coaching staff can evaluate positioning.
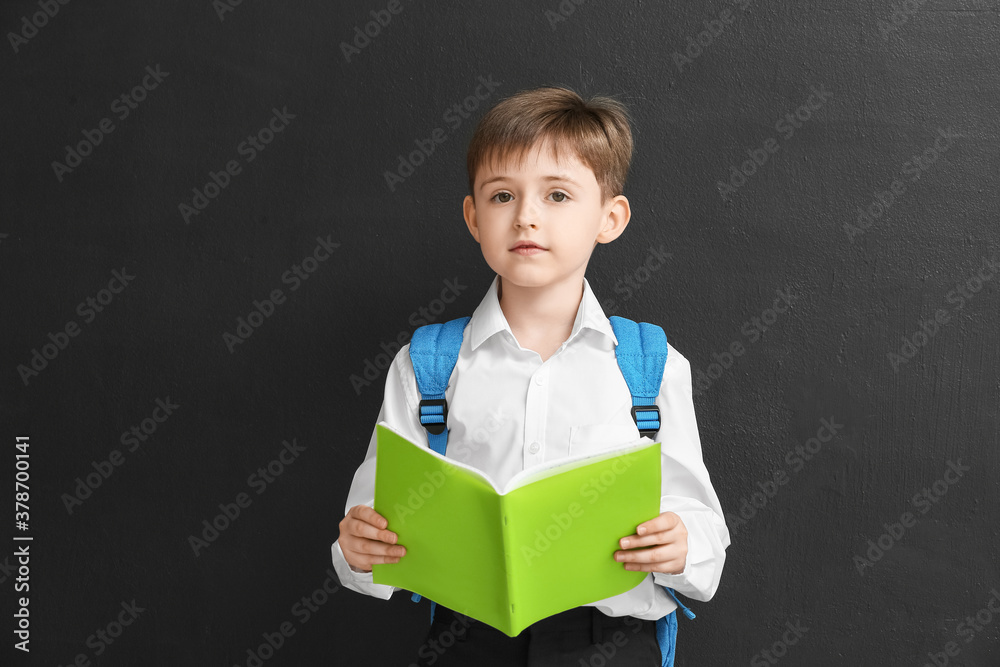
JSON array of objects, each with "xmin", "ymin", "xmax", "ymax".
[{"xmin": 510, "ymin": 241, "xmax": 547, "ymax": 255}]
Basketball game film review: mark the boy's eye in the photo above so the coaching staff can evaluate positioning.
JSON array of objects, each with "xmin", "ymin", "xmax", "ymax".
[{"xmin": 490, "ymin": 191, "xmax": 568, "ymax": 203}]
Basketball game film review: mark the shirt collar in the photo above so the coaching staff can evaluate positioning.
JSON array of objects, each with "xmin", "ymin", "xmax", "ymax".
[{"xmin": 468, "ymin": 275, "xmax": 618, "ymax": 351}]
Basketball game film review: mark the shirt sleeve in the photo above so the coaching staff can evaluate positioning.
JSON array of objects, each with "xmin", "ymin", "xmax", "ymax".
[
  {"xmin": 330, "ymin": 343, "xmax": 428, "ymax": 599},
  {"xmin": 648, "ymin": 344, "xmax": 731, "ymax": 602}
]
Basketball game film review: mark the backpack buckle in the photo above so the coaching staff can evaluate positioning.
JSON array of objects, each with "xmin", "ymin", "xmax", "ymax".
[
  {"xmin": 631, "ymin": 405, "xmax": 660, "ymax": 438},
  {"xmin": 419, "ymin": 399, "xmax": 448, "ymax": 436}
]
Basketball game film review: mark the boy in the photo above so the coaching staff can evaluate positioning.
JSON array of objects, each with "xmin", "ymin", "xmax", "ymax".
[{"xmin": 333, "ymin": 86, "xmax": 730, "ymax": 666}]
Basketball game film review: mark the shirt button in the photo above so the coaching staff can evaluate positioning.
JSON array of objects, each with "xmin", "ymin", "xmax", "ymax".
[
  {"xmin": 528, "ymin": 442, "xmax": 540, "ymax": 454},
  {"xmin": 535, "ymin": 374, "xmax": 545, "ymax": 386}
]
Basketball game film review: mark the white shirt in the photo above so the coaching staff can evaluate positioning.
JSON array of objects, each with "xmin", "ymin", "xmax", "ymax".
[{"xmin": 331, "ymin": 275, "xmax": 730, "ymax": 621}]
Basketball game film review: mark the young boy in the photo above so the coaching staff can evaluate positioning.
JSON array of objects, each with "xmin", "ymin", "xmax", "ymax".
[{"xmin": 332, "ymin": 86, "xmax": 730, "ymax": 666}]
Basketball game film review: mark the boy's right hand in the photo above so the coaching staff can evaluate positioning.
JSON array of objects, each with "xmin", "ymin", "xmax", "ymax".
[{"xmin": 338, "ymin": 505, "xmax": 406, "ymax": 573}]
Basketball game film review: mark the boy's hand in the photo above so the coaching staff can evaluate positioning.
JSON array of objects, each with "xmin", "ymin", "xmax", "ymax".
[
  {"xmin": 614, "ymin": 511, "xmax": 688, "ymax": 574},
  {"xmin": 338, "ymin": 505, "xmax": 406, "ymax": 573}
]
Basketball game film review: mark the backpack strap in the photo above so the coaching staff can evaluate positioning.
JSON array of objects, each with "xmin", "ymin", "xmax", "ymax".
[
  {"xmin": 608, "ymin": 316, "xmax": 666, "ymax": 437},
  {"xmin": 406, "ymin": 316, "xmax": 471, "ymax": 618},
  {"xmin": 608, "ymin": 315, "xmax": 695, "ymax": 667},
  {"xmin": 409, "ymin": 316, "xmax": 471, "ymax": 455},
  {"xmin": 658, "ymin": 587, "xmax": 696, "ymax": 666}
]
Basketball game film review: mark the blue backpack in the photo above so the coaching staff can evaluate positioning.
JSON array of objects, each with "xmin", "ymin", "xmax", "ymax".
[{"xmin": 406, "ymin": 314, "xmax": 696, "ymax": 667}]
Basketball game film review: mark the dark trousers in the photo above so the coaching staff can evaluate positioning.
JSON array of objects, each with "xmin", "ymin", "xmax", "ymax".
[{"xmin": 409, "ymin": 604, "xmax": 662, "ymax": 666}]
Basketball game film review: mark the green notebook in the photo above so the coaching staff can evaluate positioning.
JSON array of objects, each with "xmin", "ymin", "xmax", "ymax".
[{"xmin": 371, "ymin": 422, "xmax": 662, "ymax": 637}]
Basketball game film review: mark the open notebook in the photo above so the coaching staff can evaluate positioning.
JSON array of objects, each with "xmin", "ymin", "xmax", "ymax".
[{"xmin": 371, "ymin": 421, "xmax": 661, "ymax": 636}]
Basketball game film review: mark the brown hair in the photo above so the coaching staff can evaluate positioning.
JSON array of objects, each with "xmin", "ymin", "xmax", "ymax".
[{"xmin": 466, "ymin": 86, "xmax": 633, "ymax": 204}]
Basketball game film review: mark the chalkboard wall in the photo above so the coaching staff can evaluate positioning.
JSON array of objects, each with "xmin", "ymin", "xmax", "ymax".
[{"xmin": 2, "ymin": 0, "xmax": 998, "ymax": 665}]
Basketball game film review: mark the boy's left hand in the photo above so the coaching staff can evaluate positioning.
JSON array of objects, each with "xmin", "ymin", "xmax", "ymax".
[{"xmin": 614, "ymin": 511, "xmax": 688, "ymax": 574}]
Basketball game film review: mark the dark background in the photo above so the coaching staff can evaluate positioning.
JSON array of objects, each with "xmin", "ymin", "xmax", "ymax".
[{"xmin": 2, "ymin": 0, "xmax": 998, "ymax": 665}]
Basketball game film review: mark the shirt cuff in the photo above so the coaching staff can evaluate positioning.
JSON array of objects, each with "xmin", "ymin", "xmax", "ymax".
[
  {"xmin": 651, "ymin": 507, "xmax": 727, "ymax": 602},
  {"xmin": 330, "ymin": 539, "xmax": 398, "ymax": 600}
]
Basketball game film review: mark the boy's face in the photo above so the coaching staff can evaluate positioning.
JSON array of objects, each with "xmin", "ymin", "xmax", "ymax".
[{"xmin": 463, "ymin": 136, "xmax": 630, "ymax": 296}]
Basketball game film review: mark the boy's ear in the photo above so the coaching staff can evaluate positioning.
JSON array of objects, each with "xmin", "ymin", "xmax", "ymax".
[
  {"xmin": 463, "ymin": 195, "xmax": 481, "ymax": 243},
  {"xmin": 596, "ymin": 195, "xmax": 631, "ymax": 245}
]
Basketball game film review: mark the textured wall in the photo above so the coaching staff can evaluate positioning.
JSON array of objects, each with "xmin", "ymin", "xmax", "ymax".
[{"xmin": 2, "ymin": 0, "xmax": 998, "ymax": 664}]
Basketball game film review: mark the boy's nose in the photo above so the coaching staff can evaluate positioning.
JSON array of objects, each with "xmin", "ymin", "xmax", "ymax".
[{"xmin": 515, "ymin": 203, "xmax": 539, "ymax": 227}]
